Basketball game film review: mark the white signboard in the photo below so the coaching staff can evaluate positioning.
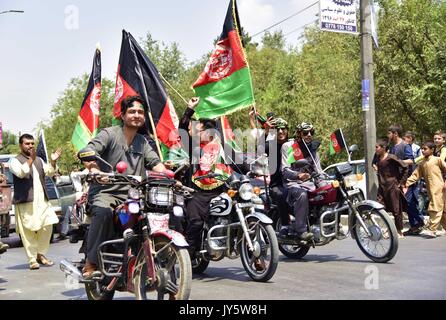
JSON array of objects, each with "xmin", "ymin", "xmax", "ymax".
[{"xmin": 320, "ymin": 0, "xmax": 358, "ymax": 34}]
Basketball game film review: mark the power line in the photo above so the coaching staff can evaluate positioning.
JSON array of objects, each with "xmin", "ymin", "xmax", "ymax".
[
  {"xmin": 251, "ymin": 1, "xmax": 318, "ymax": 38},
  {"xmin": 283, "ymin": 19, "xmax": 319, "ymax": 37}
]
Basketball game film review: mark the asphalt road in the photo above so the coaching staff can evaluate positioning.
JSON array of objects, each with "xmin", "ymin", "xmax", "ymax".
[{"xmin": 1, "ymin": 232, "xmax": 445, "ymax": 300}]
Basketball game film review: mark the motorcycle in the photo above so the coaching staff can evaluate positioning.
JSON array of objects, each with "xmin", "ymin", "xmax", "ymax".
[
  {"xmin": 189, "ymin": 171, "xmax": 279, "ymax": 282},
  {"xmin": 60, "ymin": 155, "xmax": 193, "ymax": 300},
  {"xmin": 251, "ymin": 154, "xmax": 399, "ymax": 263}
]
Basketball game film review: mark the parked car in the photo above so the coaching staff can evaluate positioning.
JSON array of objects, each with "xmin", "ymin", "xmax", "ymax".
[{"xmin": 323, "ymin": 159, "xmax": 367, "ymax": 199}]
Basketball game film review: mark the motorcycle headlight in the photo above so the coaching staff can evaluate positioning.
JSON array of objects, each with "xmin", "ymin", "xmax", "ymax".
[
  {"xmin": 239, "ymin": 183, "xmax": 254, "ymax": 201},
  {"xmin": 127, "ymin": 201, "xmax": 140, "ymax": 214},
  {"xmin": 344, "ymin": 174, "xmax": 359, "ymax": 188},
  {"xmin": 147, "ymin": 187, "xmax": 173, "ymax": 206},
  {"xmin": 128, "ymin": 188, "xmax": 140, "ymax": 200}
]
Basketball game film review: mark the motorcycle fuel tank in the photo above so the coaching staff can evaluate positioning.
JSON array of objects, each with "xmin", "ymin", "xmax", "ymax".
[{"xmin": 308, "ymin": 184, "xmax": 337, "ymax": 206}]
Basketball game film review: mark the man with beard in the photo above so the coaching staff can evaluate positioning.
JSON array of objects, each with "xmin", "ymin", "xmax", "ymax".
[
  {"xmin": 280, "ymin": 122, "xmax": 322, "ymax": 241},
  {"xmin": 9, "ymin": 134, "xmax": 62, "ymax": 269}
]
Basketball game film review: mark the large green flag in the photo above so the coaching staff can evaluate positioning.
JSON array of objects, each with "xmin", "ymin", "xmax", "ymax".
[{"xmin": 192, "ymin": 0, "xmax": 254, "ymax": 119}]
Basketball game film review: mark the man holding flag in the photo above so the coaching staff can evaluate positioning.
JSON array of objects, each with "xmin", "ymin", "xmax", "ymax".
[
  {"xmin": 78, "ymin": 95, "xmax": 168, "ymax": 278},
  {"xmin": 181, "ymin": 0, "xmax": 257, "ymax": 261},
  {"xmin": 280, "ymin": 122, "xmax": 322, "ymax": 241}
]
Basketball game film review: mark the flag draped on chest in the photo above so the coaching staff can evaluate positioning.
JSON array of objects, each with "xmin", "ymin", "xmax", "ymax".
[
  {"xmin": 192, "ymin": 0, "xmax": 254, "ymax": 119},
  {"xmin": 192, "ymin": 140, "xmax": 232, "ymax": 190},
  {"xmin": 113, "ymin": 30, "xmax": 187, "ymax": 163},
  {"xmin": 287, "ymin": 141, "xmax": 308, "ymax": 164},
  {"xmin": 72, "ymin": 48, "xmax": 101, "ymax": 152}
]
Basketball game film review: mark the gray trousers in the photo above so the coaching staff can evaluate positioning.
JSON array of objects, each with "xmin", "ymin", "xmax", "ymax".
[{"xmin": 286, "ymin": 185, "xmax": 309, "ymax": 234}]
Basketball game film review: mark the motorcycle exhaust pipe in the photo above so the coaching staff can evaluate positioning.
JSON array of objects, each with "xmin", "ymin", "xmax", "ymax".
[{"xmin": 60, "ymin": 259, "xmax": 83, "ymax": 280}]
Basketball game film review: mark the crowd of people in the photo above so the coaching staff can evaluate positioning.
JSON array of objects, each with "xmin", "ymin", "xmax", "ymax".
[
  {"xmin": 375, "ymin": 125, "xmax": 446, "ymax": 238},
  {"xmin": 2, "ymin": 96, "xmax": 445, "ymax": 273}
]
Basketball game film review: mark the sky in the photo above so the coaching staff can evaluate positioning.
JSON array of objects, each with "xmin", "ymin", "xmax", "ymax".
[{"xmin": 0, "ymin": 0, "xmax": 319, "ymax": 136}]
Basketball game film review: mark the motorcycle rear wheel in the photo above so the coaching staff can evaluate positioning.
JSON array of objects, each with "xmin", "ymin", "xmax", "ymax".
[
  {"xmin": 239, "ymin": 220, "xmax": 279, "ymax": 282},
  {"xmin": 133, "ymin": 236, "xmax": 192, "ymax": 300},
  {"xmin": 352, "ymin": 208, "xmax": 398, "ymax": 263},
  {"xmin": 275, "ymin": 219, "xmax": 311, "ymax": 259},
  {"xmin": 191, "ymin": 256, "xmax": 210, "ymax": 274}
]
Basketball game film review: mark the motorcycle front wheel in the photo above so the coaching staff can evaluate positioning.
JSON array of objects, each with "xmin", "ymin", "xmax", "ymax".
[
  {"xmin": 352, "ymin": 208, "xmax": 398, "ymax": 263},
  {"xmin": 133, "ymin": 236, "xmax": 192, "ymax": 300},
  {"xmin": 85, "ymin": 280, "xmax": 115, "ymax": 300},
  {"xmin": 239, "ymin": 220, "xmax": 279, "ymax": 282}
]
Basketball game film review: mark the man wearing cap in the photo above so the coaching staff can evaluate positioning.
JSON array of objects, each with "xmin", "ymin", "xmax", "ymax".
[
  {"xmin": 280, "ymin": 122, "xmax": 322, "ymax": 241},
  {"xmin": 79, "ymin": 95, "xmax": 167, "ymax": 278}
]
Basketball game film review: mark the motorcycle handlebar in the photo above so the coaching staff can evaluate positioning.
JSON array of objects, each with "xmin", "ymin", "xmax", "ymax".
[{"xmin": 194, "ymin": 172, "xmax": 225, "ymax": 181}]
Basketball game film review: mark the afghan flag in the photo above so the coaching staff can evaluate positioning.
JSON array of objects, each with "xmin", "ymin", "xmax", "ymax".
[
  {"xmin": 113, "ymin": 30, "xmax": 186, "ymax": 163},
  {"xmin": 286, "ymin": 140, "xmax": 310, "ymax": 164},
  {"xmin": 220, "ymin": 116, "xmax": 241, "ymax": 152},
  {"xmin": 192, "ymin": 0, "xmax": 254, "ymax": 119},
  {"xmin": 71, "ymin": 47, "xmax": 101, "ymax": 152},
  {"xmin": 329, "ymin": 128, "xmax": 347, "ymax": 155}
]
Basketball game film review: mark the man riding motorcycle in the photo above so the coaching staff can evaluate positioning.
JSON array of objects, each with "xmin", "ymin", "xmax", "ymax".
[
  {"xmin": 78, "ymin": 95, "xmax": 167, "ymax": 278},
  {"xmin": 280, "ymin": 122, "xmax": 322, "ymax": 241},
  {"xmin": 178, "ymin": 97, "xmax": 234, "ymax": 258}
]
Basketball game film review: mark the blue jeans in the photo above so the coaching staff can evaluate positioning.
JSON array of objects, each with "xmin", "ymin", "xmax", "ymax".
[{"xmin": 405, "ymin": 184, "xmax": 425, "ymax": 228}]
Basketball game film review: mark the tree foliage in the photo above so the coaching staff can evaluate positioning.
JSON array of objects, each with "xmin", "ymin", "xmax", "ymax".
[{"xmin": 374, "ymin": 0, "xmax": 446, "ymax": 140}]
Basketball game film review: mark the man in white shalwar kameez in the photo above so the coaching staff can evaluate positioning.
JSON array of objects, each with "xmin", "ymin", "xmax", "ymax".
[{"xmin": 9, "ymin": 134, "xmax": 61, "ymax": 270}]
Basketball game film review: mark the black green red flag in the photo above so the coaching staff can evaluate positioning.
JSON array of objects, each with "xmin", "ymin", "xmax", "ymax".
[
  {"xmin": 113, "ymin": 30, "xmax": 186, "ymax": 162},
  {"xmin": 329, "ymin": 128, "xmax": 347, "ymax": 155},
  {"xmin": 71, "ymin": 47, "xmax": 101, "ymax": 152},
  {"xmin": 286, "ymin": 140, "xmax": 310, "ymax": 164},
  {"xmin": 220, "ymin": 116, "xmax": 241, "ymax": 152},
  {"xmin": 192, "ymin": 0, "xmax": 254, "ymax": 119}
]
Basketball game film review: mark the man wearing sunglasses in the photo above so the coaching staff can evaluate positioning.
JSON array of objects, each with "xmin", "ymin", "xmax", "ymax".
[{"xmin": 280, "ymin": 122, "xmax": 322, "ymax": 241}]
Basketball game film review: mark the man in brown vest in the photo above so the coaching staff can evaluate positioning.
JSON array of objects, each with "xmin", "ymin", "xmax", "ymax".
[{"xmin": 9, "ymin": 134, "xmax": 62, "ymax": 270}]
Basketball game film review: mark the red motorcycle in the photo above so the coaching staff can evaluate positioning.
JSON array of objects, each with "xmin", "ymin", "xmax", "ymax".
[
  {"xmin": 60, "ymin": 156, "xmax": 193, "ymax": 300},
  {"xmin": 253, "ymin": 156, "xmax": 399, "ymax": 263}
]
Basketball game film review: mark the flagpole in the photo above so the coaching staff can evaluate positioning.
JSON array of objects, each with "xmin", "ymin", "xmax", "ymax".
[
  {"xmin": 301, "ymin": 140, "xmax": 322, "ymax": 173},
  {"xmin": 41, "ymin": 130, "xmax": 49, "ymax": 163},
  {"xmin": 339, "ymin": 128, "xmax": 351, "ymax": 163},
  {"xmin": 147, "ymin": 111, "xmax": 164, "ymax": 162},
  {"xmin": 158, "ymin": 72, "xmax": 189, "ymax": 105}
]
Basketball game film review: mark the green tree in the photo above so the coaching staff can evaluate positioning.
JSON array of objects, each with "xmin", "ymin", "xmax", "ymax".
[
  {"xmin": 375, "ymin": 0, "xmax": 446, "ymax": 139},
  {"xmin": 0, "ymin": 131, "xmax": 19, "ymax": 155}
]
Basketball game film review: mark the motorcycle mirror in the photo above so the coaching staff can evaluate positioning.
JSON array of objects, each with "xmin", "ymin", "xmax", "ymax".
[
  {"xmin": 349, "ymin": 144, "xmax": 359, "ymax": 153},
  {"xmin": 116, "ymin": 161, "xmax": 128, "ymax": 174}
]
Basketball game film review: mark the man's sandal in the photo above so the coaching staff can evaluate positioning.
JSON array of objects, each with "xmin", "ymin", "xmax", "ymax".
[{"xmin": 37, "ymin": 254, "xmax": 54, "ymax": 266}]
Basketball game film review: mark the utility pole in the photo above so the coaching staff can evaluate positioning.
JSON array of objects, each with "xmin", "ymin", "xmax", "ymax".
[{"xmin": 360, "ymin": 0, "xmax": 377, "ymax": 200}]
